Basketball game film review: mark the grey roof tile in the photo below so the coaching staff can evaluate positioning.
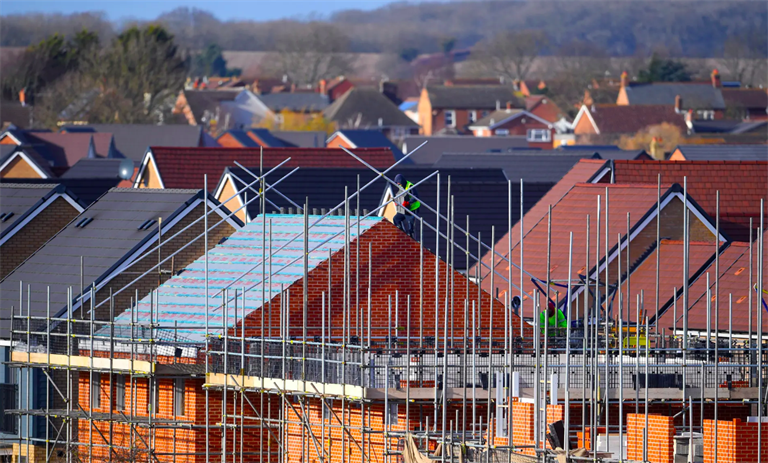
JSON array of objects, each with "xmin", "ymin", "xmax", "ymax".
[
  {"xmin": 675, "ymin": 144, "xmax": 768, "ymax": 161},
  {"xmin": 323, "ymin": 88, "xmax": 418, "ymax": 128},
  {"xmin": 624, "ymin": 83, "xmax": 725, "ymax": 110}
]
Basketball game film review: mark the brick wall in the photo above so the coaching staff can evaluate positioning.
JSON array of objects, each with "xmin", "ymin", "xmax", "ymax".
[
  {"xmin": 237, "ymin": 220, "xmax": 524, "ymax": 342},
  {"xmin": 704, "ymin": 419, "xmax": 768, "ymax": 463},
  {"xmin": 493, "ymin": 402, "xmax": 564, "ymax": 455},
  {"xmin": 0, "ymin": 197, "xmax": 79, "ymax": 279},
  {"xmin": 627, "ymin": 413, "xmax": 675, "ymax": 463}
]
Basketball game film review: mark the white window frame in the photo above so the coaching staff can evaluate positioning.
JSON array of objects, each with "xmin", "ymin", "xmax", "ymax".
[
  {"xmin": 495, "ymin": 129, "xmax": 510, "ymax": 136},
  {"xmin": 527, "ymin": 128, "xmax": 551, "ymax": 142},
  {"xmin": 468, "ymin": 110, "xmax": 477, "ymax": 123},
  {"xmin": 444, "ymin": 110, "xmax": 456, "ymax": 128}
]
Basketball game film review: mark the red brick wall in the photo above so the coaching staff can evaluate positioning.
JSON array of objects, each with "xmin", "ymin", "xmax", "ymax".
[
  {"xmin": 493, "ymin": 402, "xmax": 563, "ymax": 455},
  {"xmin": 627, "ymin": 413, "xmax": 675, "ymax": 463},
  {"xmin": 704, "ymin": 419, "xmax": 768, "ymax": 463},
  {"xmin": 237, "ymin": 220, "xmax": 523, "ymax": 343}
]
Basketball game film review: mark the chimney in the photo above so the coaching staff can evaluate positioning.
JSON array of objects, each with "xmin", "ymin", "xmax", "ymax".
[
  {"xmin": 445, "ymin": 80, "xmax": 454, "ymax": 86},
  {"xmin": 290, "ymin": 83, "xmax": 296, "ymax": 93},
  {"xmin": 674, "ymin": 95, "xmax": 683, "ymax": 113},
  {"xmin": 711, "ymin": 69, "xmax": 721, "ymax": 88},
  {"xmin": 319, "ymin": 79, "xmax": 327, "ymax": 95},
  {"xmin": 19, "ymin": 88, "xmax": 25, "ymax": 107},
  {"xmin": 686, "ymin": 109, "xmax": 693, "ymax": 123},
  {"xmin": 620, "ymin": 71, "xmax": 628, "ymax": 88},
  {"xmin": 506, "ymin": 101, "xmax": 512, "ymax": 110}
]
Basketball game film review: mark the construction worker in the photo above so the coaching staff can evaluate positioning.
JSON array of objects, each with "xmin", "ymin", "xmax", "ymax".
[
  {"xmin": 392, "ymin": 174, "xmax": 421, "ymax": 238},
  {"xmin": 540, "ymin": 300, "xmax": 567, "ymax": 335}
]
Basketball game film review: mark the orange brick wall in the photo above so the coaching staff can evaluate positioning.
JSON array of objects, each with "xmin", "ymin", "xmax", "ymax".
[
  {"xmin": 627, "ymin": 413, "xmax": 675, "ymax": 463},
  {"xmin": 704, "ymin": 419, "xmax": 768, "ymax": 463},
  {"xmin": 493, "ymin": 402, "xmax": 563, "ymax": 455}
]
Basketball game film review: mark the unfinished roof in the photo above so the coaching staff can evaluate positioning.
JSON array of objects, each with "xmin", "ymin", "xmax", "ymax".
[
  {"xmin": 401, "ymin": 135, "xmax": 528, "ymax": 165},
  {"xmin": 654, "ymin": 239, "xmax": 765, "ymax": 333},
  {"xmin": 623, "ymin": 83, "xmax": 725, "ymax": 109},
  {"xmin": 107, "ymin": 214, "xmax": 382, "ymax": 342},
  {"xmin": 139, "ymin": 147, "xmax": 396, "ymax": 190},
  {"xmin": 323, "ymin": 88, "xmax": 418, "ymax": 128},
  {"xmin": 0, "ymin": 188, "xmax": 226, "ymax": 336},
  {"xmin": 61, "ymin": 124, "xmax": 204, "ymax": 162},
  {"xmin": 611, "ymin": 160, "xmax": 768, "ymax": 241},
  {"xmin": 673, "ymin": 144, "xmax": 768, "ymax": 161},
  {"xmin": 425, "ymin": 85, "xmax": 522, "ymax": 109}
]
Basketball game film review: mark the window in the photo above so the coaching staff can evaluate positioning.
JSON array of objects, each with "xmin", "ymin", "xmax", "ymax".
[
  {"xmin": 468, "ymin": 110, "xmax": 477, "ymax": 123},
  {"xmin": 527, "ymin": 129, "xmax": 551, "ymax": 142},
  {"xmin": 387, "ymin": 403, "xmax": 399, "ymax": 426},
  {"xmin": 444, "ymin": 110, "xmax": 456, "ymax": 128},
  {"xmin": 114, "ymin": 375, "xmax": 125, "ymax": 411},
  {"xmin": 323, "ymin": 399, "xmax": 334, "ymax": 420},
  {"xmin": 696, "ymin": 110, "xmax": 715, "ymax": 120},
  {"xmin": 495, "ymin": 129, "xmax": 510, "ymax": 136},
  {"xmin": 0, "ymin": 383, "xmax": 18, "ymax": 434},
  {"xmin": 91, "ymin": 373, "xmax": 101, "ymax": 410},
  {"xmin": 174, "ymin": 378, "xmax": 185, "ymax": 416}
]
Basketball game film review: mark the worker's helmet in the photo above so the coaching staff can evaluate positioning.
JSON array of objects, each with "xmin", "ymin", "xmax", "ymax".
[{"xmin": 394, "ymin": 174, "xmax": 405, "ymax": 186}]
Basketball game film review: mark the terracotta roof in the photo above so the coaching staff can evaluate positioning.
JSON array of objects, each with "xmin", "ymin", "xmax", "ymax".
[
  {"xmin": 480, "ymin": 182, "xmax": 677, "ymax": 303},
  {"xmin": 655, "ymin": 239, "xmax": 766, "ymax": 333},
  {"xmin": 583, "ymin": 104, "xmax": 687, "ymax": 134},
  {"xmin": 473, "ymin": 159, "xmax": 608, "ymax": 278},
  {"xmin": 615, "ymin": 240, "xmax": 718, "ymax": 323},
  {"xmin": 721, "ymin": 88, "xmax": 768, "ymax": 109},
  {"xmin": 611, "ymin": 160, "xmax": 768, "ymax": 241},
  {"xmin": 525, "ymin": 95, "xmax": 565, "ymax": 123},
  {"xmin": 147, "ymin": 147, "xmax": 395, "ymax": 190}
]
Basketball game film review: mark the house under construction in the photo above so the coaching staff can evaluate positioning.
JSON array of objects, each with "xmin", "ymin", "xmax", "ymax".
[{"xmin": 4, "ymin": 148, "xmax": 767, "ymax": 463}]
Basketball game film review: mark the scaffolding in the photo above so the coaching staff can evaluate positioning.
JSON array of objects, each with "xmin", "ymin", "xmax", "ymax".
[{"xmin": 3, "ymin": 145, "xmax": 767, "ymax": 463}]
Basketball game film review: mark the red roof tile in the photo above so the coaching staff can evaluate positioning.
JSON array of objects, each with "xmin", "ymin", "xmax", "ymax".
[
  {"xmin": 473, "ymin": 159, "xmax": 608, "ymax": 279},
  {"xmin": 721, "ymin": 88, "xmax": 768, "ymax": 109},
  {"xmin": 586, "ymin": 104, "xmax": 687, "ymax": 134},
  {"xmin": 612, "ymin": 160, "xmax": 768, "ymax": 241},
  {"xmin": 616, "ymin": 240, "xmax": 718, "ymax": 323},
  {"xmin": 148, "ymin": 147, "xmax": 395, "ymax": 190},
  {"xmin": 656, "ymin": 238, "xmax": 767, "ymax": 333},
  {"xmin": 481, "ymin": 182, "xmax": 675, "ymax": 306}
]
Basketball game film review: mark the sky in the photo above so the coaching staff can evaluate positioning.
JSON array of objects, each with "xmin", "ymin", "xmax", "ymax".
[{"xmin": 0, "ymin": 0, "xmax": 403, "ymax": 21}]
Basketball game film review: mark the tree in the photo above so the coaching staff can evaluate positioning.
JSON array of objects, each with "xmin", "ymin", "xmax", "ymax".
[
  {"xmin": 637, "ymin": 53, "xmax": 691, "ymax": 82},
  {"xmin": 399, "ymin": 47, "xmax": 419, "ymax": 63},
  {"xmin": 440, "ymin": 37, "xmax": 456, "ymax": 55},
  {"xmin": 722, "ymin": 32, "xmax": 767, "ymax": 87},
  {"xmin": 257, "ymin": 111, "xmax": 336, "ymax": 135},
  {"xmin": 269, "ymin": 23, "xmax": 353, "ymax": 85},
  {"xmin": 191, "ymin": 43, "xmax": 240, "ymax": 77},
  {"xmin": 471, "ymin": 30, "xmax": 549, "ymax": 82},
  {"xmin": 618, "ymin": 122, "xmax": 683, "ymax": 159}
]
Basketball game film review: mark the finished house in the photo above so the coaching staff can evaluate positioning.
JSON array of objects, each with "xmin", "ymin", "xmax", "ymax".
[{"xmin": 417, "ymin": 85, "xmax": 523, "ymax": 135}]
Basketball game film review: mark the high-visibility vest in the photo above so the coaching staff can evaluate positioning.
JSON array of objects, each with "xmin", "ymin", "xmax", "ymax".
[{"xmin": 404, "ymin": 181, "xmax": 420, "ymax": 212}]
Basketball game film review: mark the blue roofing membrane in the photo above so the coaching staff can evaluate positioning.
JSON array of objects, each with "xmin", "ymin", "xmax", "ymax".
[{"xmin": 106, "ymin": 214, "xmax": 381, "ymax": 342}]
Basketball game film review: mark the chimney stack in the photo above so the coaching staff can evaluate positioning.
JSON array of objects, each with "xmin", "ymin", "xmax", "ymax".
[
  {"xmin": 674, "ymin": 95, "xmax": 683, "ymax": 113},
  {"xmin": 319, "ymin": 79, "xmax": 327, "ymax": 95},
  {"xmin": 711, "ymin": 69, "xmax": 721, "ymax": 88},
  {"xmin": 620, "ymin": 71, "xmax": 629, "ymax": 88},
  {"xmin": 506, "ymin": 101, "xmax": 512, "ymax": 110}
]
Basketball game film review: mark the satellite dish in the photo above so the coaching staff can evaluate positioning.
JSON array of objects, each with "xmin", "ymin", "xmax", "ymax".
[{"xmin": 118, "ymin": 159, "xmax": 134, "ymax": 180}]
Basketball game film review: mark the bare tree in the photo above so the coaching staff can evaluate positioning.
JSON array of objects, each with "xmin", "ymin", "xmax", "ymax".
[
  {"xmin": 269, "ymin": 22, "xmax": 354, "ymax": 85},
  {"xmin": 722, "ymin": 33, "xmax": 767, "ymax": 87},
  {"xmin": 472, "ymin": 30, "xmax": 548, "ymax": 82}
]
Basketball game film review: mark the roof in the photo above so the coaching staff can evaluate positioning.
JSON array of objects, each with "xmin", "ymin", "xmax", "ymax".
[
  {"xmin": 328, "ymin": 130, "xmax": 404, "ymax": 159},
  {"xmin": 0, "ymin": 188, "xmax": 225, "ymax": 336},
  {"xmin": 432, "ymin": 153, "xmax": 600, "ymax": 183},
  {"xmin": 222, "ymin": 167, "xmax": 385, "ymax": 221},
  {"xmin": 482, "ymin": 183, "xmax": 687, "ymax": 301},
  {"xmin": 673, "ymin": 144, "xmax": 768, "ymax": 161},
  {"xmin": 60, "ymin": 158, "xmax": 125, "ymax": 179},
  {"xmin": 0, "ymin": 183, "xmax": 67, "ymax": 236},
  {"xmin": 615, "ymin": 240, "xmax": 718, "ymax": 323},
  {"xmin": 394, "ymin": 167, "xmax": 550, "ymax": 269},
  {"xmin": 624, "ymin": 83, "xmax": 726, "ymax": 110},
  {"xmin": 401, "ymin": 135, "xmax": 528, "ymax": 165},
  {"xmin": 182, "ymin": 90, "xmax": 239, "ymax": 124},
  {"xmin": 0, "ymin": 145, "xmax": 56, "ymax": 178},
  {"xmin": 107, "ymin": 214, "xmax": 382, "ymax": 342},
  {"xmin": 471, "ymin": 159, "xmax": 609, "ymax": 279},
  {"xmin": 611, "ymin": 160, "xmax": 768, "ymax": 242},
  {"xmin": 721, "ymin": 88, "xmax": 768, "ymax": 109},
  {"xmin": 247, "ymin": 128, "xmax": 291, "ymax": 147},
  {"xmin": 425, "ymin": 85, "xmax": 523, "ymax": 110},
  {"xmin": 655, "ymin": 239, "xmax": 763, "ymax": 333},
  {"xmin": 0, "ymin": 178, "xmax": 121, "ymax": 205},
  {"xmin": 525, "ymin": 95, "xmax": 566, "ymax": 123},
  {"xmin": 469, "ymin": 109, "xmax": 551, "ymax": 129},
  {"xmin": 323, "ymin": 88, "xmax": 418, "ymax": 128},
  {"xmin": 220, "ymin": 129, "xmax": 260, "ymax": 148},
  {"xmin": 25, "ymin": 132, "xmax": 116, "ymax": 167},
  {"xmin": 142, "ymin": 147, "xmax": 396, "ymax": 190},
  {"xmin": 271, "ymin": 131, "xmax": 326, "ymax": 148},
  {"xmin": 578, "ymin": 104, "xmax": 687, "ymax": 134},
  {"xmin": 60, "ymin": 124, "xmax": 204, "ymax": 162},
  {"xmin": 687, "ymin": 120, "xmax": 768, "ymax": 134},
  {"xmin": 0, "ymin": 102, "xmax": 32, "ymax": 128},
  {"xmin": 258, "ymin": 92, "xmax": 330, "ymax": 112}
]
